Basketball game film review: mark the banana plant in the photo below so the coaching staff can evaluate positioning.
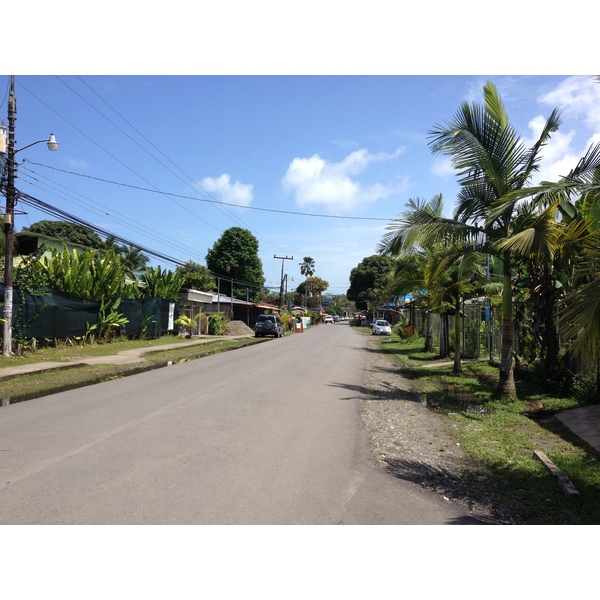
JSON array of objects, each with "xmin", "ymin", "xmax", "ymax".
[
  {"xmin": 141, "ymin": 265, "xmax": 183, "ymax": 300},
  {"xmin": 97, "ymin": 297, "xmax": 129, "ymax": 340}
]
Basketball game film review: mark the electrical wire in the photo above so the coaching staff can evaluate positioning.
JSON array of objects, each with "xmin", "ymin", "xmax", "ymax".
[
  {"xmin": 26, "ymin": 161, "xmax": 393, "ymax": 221},
  {"xmin": 17, "ymin": 162, "xmax": 209, "ymax": 261},
  {"xmin": 16, "ymin": 190, "xmax": 268, "ymax": 290}
]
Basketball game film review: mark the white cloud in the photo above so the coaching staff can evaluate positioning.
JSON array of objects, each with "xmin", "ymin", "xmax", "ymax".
[
  {"xmin": 539, "ymin": 76, "xmax": 600, "ymax": 131},
  {"xmin": 67, "ymin": 158, "xmax": 91, "ymax": 169},
  {"xmin": 196, "ymin": 173, "xmax": 253, "ymax": 207},
  {"xmin": 525, "ymin": 77, "xmax": 600, "ymax": 184},
  {"xmin": 281, "ymin": 148, "xmax": 404, "ymax": 213},
  {"xmin": 430, "ymin": 156, "xmax": 455, "ymax": 178},
  {"xmin": 525, "ymin": 115, "xmax": 579, "ymax": 183}
]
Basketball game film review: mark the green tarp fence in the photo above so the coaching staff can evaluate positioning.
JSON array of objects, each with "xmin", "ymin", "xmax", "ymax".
[{"xmin": 0, "ymin": 284, "xmax": 179, "ymax": 340}]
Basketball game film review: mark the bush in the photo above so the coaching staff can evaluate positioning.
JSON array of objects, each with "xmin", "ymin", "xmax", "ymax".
[
  {"xmin": 572, "ymin": 373, "xmax": 600, "ymax": 405},
  {"xmin": 207, "ymin": 312, "xmax": 229, "ymax": 336},
  {"xmin": 527, "ymin": 351, "xmax": 574, "ymax": 397}
]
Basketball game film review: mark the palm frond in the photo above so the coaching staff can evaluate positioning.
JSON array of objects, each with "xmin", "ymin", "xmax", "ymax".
[{"xmin": 559, "ymin": 278, "xmax": 600, "ymax": 356}]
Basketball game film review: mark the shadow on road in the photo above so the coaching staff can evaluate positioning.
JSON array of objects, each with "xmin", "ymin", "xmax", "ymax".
[{"xmin": 329, "ymin": 380, "xmax": 419, "ymax": 403}]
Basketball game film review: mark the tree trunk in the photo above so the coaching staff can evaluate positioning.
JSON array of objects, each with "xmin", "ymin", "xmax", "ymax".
[
  {"xmin": 424, "ymin": 310, "xmax": 434, "ymax": 353},
  {"xmin": 498, "ymin": 251, "xmax": 517, "ymax": 398},
  {"xmin": 440, "ymin": 313, "xmax": 450, "ymax": 358},
  {"xmin": 453, "ymin": 299, "xmax": 462, "ymax": 374}
]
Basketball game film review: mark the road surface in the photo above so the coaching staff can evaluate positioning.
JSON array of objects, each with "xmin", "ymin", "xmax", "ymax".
[{"xmin": 0, "ymin": 323, "xmax": 477, "ymax": 524}]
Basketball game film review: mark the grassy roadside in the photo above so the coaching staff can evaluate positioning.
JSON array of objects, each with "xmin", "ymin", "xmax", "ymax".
[
  {"xmin": 368, "ymin": 331, "xmax": 600, "ymax": 524},
  {"xmin": 0, "ymin": 335, "xmax": 263, "ymax": 405}
]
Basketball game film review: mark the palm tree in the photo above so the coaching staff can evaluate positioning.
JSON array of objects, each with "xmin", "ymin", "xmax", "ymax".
[
  {"xmin": 423, "ymin": 82, "xmax": 562, "ymax": 397},
  {"xmin": 119, "ymin": 245, "xmax": 149, "ymax": 280},
  {"xmin": 526, "ymin": 142, "xmax": 600, "ymax": 365},
  {"xmin": 299, "ymin": 257, "xmax": 315, "ymax": 278},
  {"xmin": 388, "ymin": 250, "xmax": 433, "ymax": 350},
  {"xmin": 299, "ymin": 257, "xmax": 315, "ymax": 308},
  {"xmin": 382, "ymin": 196, "xmax": 445, "ymax": 354},
  {"xmin": 381, "ymin": 195, "xmax": 485, "ymax": 372}
]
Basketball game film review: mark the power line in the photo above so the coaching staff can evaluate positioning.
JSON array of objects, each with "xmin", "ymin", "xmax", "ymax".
[
  {"xmin": 17, "ymin": 78, "xmax": 223, "ymax": 235},
  {"xmin": 27, "ymin": 161, "xmax": 393, "ymax": 221},
  {"xmin": 18, "ymin": 192, "xmax": 187, "ymax": 267},
  {"xmin": 16, "ymin": 191, "xmax": 268, "ymax": 291},
  {"xmin": 17, "ymin": 162, "xmax": 208, "ymax": 262}
]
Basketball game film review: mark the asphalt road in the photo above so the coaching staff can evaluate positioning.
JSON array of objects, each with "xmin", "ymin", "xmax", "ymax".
[{"xmin": 0, "ymin": 323, "xmax": 476, "ymax": 524}]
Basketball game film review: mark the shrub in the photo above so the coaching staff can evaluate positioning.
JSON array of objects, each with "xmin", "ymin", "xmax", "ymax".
[{"xmin": 207, "ymin": 312, "xmax": 229, "ymax": 336}]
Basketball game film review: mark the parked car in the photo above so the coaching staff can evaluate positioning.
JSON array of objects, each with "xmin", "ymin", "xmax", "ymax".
[
  {"xmin": 254, "ymin": 314, "xmax": 285, "ymax": 338},
  {"xmin": 324, "ymin": 315, "xmax": 334, "ymax": 324},
  {"xmin": 372, "ymin": 319, "xmax": 392, "ymax": 335},
  {"xmin": 333, "ymin": 315, "xmax": 340, "ymax": 323}
]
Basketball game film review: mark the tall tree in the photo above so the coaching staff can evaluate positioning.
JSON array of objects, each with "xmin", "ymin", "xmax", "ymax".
[
  {"xmin": 176, "ymin": 261, "xmax": 217, "ymax": 292},
  {"xmin": 205, "ymin": 227, "xmax": 265, "ymax": 302},
  {"xmin": 23, "ymin": 220, "xmax": 103, "ymax": 249},
  {"xmin": 429, "ymin": 82, "xmax": 562, "ymax": 397},
  {"xmin": 347, "ymin": 255, "xmax": 395, "ymax": 312},
  {"xmin": 295, "ymin": 276, "xmax": 329, "ymax": 309}
]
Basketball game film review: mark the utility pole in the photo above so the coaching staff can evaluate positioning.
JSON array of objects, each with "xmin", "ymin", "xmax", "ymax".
[
  {"xmin": 274, "ymin": 255, "xmax": 293, "ymax": 309},
  {"xmin": 2, "ymin": 77, "xmax": 17, "ymax": 357},
  {"xmin": 1, "ymin": 76, "xmax": 58, "ymax": 357}
]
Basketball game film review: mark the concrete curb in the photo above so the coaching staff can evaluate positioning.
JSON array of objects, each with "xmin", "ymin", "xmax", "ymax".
[{"xmin": 533, "ymin": 449, "xmax": 580, "ymax": 497}]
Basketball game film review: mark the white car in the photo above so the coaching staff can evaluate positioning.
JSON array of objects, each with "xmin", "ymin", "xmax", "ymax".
[
  {"xmin": 372, "ymin": 319, "xmax": 392, "ymax": 335},
  {"xmin": 324, "ymin": 315, "xmax": 334, "ymax": 324}
]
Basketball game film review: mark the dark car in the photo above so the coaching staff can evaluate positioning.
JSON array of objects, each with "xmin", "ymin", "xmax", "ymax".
[{"xmin": 254, "ymin": 314, "xmax": 285, "ymax": 338}]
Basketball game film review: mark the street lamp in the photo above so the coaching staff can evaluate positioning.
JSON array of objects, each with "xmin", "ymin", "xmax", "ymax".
[{"xmin": 1, "ymin": 76, "xmax": 58, "ymax": 357}]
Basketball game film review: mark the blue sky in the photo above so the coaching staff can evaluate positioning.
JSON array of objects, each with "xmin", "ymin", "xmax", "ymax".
[
  {"xmin": 3, "ymin": 4, "xmax": 599, "ymax": 302},
  {"xmin": 5, "ymin": 74, "xmax": 600, "ymax": 297}
]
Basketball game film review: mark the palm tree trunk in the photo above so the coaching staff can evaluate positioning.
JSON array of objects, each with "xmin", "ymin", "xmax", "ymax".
[
  {"xmin": 498, "ymin": 251, "xmax": 517, "ymax": 398},
  {"xmin": 453, "ymin": 298, "xmax": 462, "ymax": 374},
  {"xmin": 424, "ymin": 309, "xmax": 434, "ymax": 353},
  {"xmin": 440, "ymin": 313, "xmax": 450, "ymax": 358}
]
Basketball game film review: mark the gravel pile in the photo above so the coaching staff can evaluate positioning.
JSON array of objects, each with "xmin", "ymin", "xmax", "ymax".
[
  {"xmin": 226, "ymin": 320, "xmax": 255, "ymax": 336},
  {"xmin": 360, "ymin": 338, "xmax": 524, "ymax": 524}
]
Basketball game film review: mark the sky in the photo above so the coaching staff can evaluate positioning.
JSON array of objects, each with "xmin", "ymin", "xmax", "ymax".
[{"xmin": 4, "ymin": 74, "xmax": 600, "ymax": 299}]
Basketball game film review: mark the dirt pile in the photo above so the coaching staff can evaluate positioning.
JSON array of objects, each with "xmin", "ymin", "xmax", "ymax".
[{"xmin": 226, "ymin": 320, "xmax": 255, "ymax": 336}]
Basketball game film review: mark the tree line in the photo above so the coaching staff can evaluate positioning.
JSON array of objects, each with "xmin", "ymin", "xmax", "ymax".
[{"xmin": 348, "ymin": 81, "xmax": 600, "ymax": 402}]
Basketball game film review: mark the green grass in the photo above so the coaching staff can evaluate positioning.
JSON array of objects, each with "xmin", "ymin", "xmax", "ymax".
[{"xmin": 369, "ymin": 332, "xmax": 600, "ymax": 524}]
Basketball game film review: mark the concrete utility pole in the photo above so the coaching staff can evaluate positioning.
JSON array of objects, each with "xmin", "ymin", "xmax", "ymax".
[{"xmin": 274, "ymin": 255, "xmax": 293, "ymax": 308}]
